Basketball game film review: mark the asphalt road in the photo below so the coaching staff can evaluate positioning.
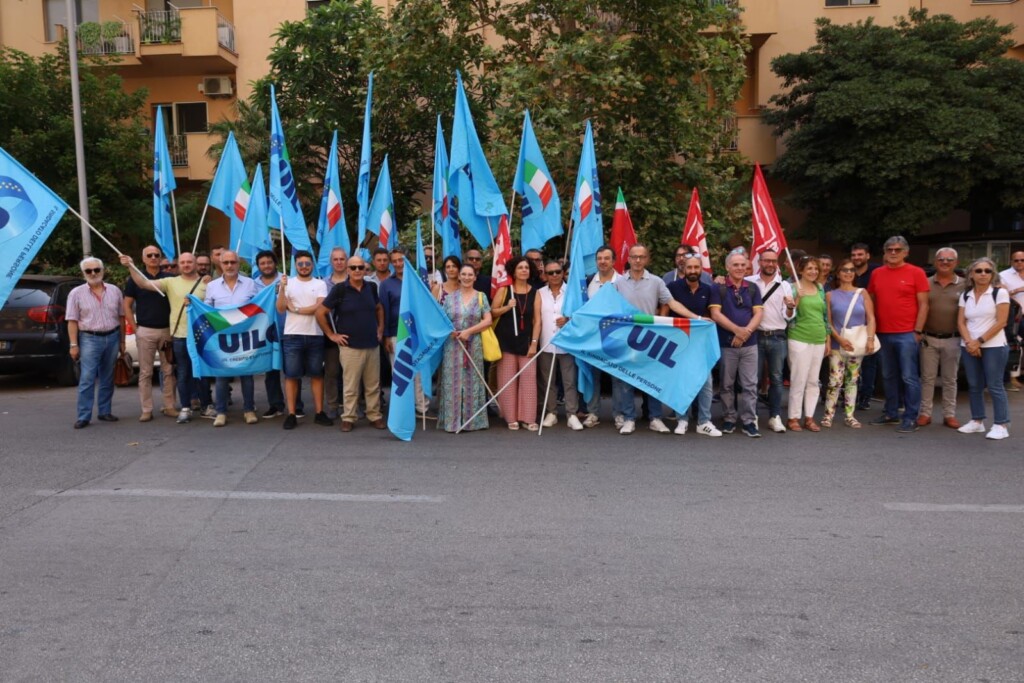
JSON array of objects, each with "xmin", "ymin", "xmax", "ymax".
[{"xmin": 0, "ymin": 373, "xmax": 1021, "ymax": 682}]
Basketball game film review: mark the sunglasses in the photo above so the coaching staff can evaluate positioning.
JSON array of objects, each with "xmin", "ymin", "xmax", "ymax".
[
  {"xmin": 220, "ymin": 260, "xmax": 238, "ymax": 265},
  {"xmin": 1014, "ymin": 259, "xmax": 1024, "ymax": 263},
  {"xmin": 974, "ymin": 268, "xmax": 993, "ymax": 274},
  {"xmin": 296, "ymin": 261, "xmax": 314, "ymax": 267},
  {"xmin": 349, "ymin": 265, "xmax": 366, "ymax": 271},
  {"xmin": 838, "ymin": 267, "xmax": 855, "ymax": 273},
  {"xmin": 143, "ymin": 253, "xmax": 161, "ymax": 258},
  {"xmin": 936, "ymin": 258, "xmax": 956, "ymax": 263},
  {"xmin": 83, "ymin": 268, "xmax": 102, "ymax": 275},
  {"xmin": 545, "ymin": 269, "xmax": 562, "ymax": 276}
]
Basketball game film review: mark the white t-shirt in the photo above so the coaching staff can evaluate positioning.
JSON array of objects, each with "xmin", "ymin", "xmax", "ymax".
[
  {"xmin": 959, "ymin": 286, "xmax": 1009, "ymax": 349},
  {"xmin": 283, "ymin": 277, "xmax": 328, "ymax": 336},
  {"xmin": 538, "ymin": 285, "xmax": 566, "ymax": 354},
  {"xmin": 586, "ymin": 270, "xmax": 620, "ymax": 298},
  {"xmin": 999, "ymin": 267, "xmax": 1024, "ymax": 310}
]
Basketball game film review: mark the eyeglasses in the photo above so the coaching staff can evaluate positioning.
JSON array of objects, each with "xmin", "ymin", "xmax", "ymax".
[
  {"xmin": 143, "ymin": 253, "xmax": 161, "ymax": 258},
  {"xmin": 220, "ymin": 260, "xmax": 238, "ymax": 265},
  {"xmin": 1014, "ymin": 259, "xmax": 1024, "ymax": 263},
  {"xmin": 974, "ymin": 268, "xmax": 993, "ymax": 274},
  {"xmin": 349, "ymin": 265, "xmax": 367, "ymax": 271},
  {"xmin": 936, "ymin": 258, "xmax": 956, "ymax": 263},
  {"xmin": 466, "ymin": 256, "xmax": 482, "ymax": 262},
  {"xmin": 545, "ymin": 269, "xmax": 562, "ymax": 276},
  {"xmin": 629, "ymin": 254, "xmax": 647, "ymax": 260},
  {"xmin": 760, "ymin": 258, "xmax": 778, "ymax": 264},
  {"xmin": 160, "ymin": 265, "xmax": 175, "ymax": 271},
  {"xmin": 885, "ymin": 247, "xmax": 905, "ymax": 254},
  {"xmin": 529, "ymin": 257, "xmax": 543, "ymax": 263},
  {"xmin": 838, "ymin": 267, "xmax": 855, "ymax": 273},
  {"xmin": 83, "ymin": 268, "xmax": 102, "ymax": 275},
  {"xmin": 296, "ymin": 261, "xmax": 314, "ymax": 267}
]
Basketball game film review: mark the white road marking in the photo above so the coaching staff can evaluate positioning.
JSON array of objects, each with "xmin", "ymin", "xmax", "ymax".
[
  {"xmin": 885, "ymin": 503, "xmax": 1024, "ymax": 513},
  {"xmin": 36, "ymin": 488, "xmax": 446, "ymax": 503}
]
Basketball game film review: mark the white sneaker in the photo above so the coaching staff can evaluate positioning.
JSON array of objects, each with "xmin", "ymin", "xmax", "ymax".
[
  {"xmin": 619, "ymin": 419, "xmax": 635, "ymax": 435},
  {"xmin": 542, "ymin": 412, "xmax": 557, "ymax": 428},
  {"xmin": 201, "ymin": 405, "xmax": 218, "ymax": 419},
  {"xmin": 768, "ymin": 415, "xmax": 786, "ymax": 433},
  {"xmin": 957, "ymin": 420, "xmax": 986, "ymax": 434},
  {"xmin": 567, "ymin": 414, "xmax": 584, "ymax": 431},
  {"xmin": 696, "ymin": 422, "xmax": 722, "ymax": 437},
  {"xmin": 213, "ymin": 414, "xmax": 227, "ymax": 427},
  {"xmin": 649, "ymin": 418, "xmax": 670, "ymax": 433},
  {"xmin": 244, "ymin": 411, "xmax": 258, "ymax": 425},
  {"xmin": 582, "ymin": 413, "xmax": 600, "ymax": 428},
  {"xmin": 176, "ymin": 408, "xmax": 191, "ymax": 424},
  {"xmin": 614, "ymin": 415, "xmax": 624, "ymax": 430},
  {"xmin": 985, "ymin": 424, "xmax": 1009, "ymax": 440},
  {"xmin": 674, "ymin": 420, "xmax": 688, "ymax": 435}
]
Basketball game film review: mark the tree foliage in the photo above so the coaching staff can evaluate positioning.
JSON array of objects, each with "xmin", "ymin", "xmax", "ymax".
[
  {"xmin": 763, "ymin": 9, "xmax": 1024, "ymax": 245},
  {"xmin": 0, "ymin": 44, "xmax": 151, "ymax": 269},
  {"xmin": 221, "ymin": 0, "xmax": 750, "ymax": 272}
]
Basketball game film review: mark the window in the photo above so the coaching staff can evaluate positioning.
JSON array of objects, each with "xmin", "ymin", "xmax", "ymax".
[
  {"xmin": 44, "ymin": 0, "xmax": 98, "ymax": 42},
  {"xmin": 824, "ymin": 0, "xmax": 877, "ymax": 6},
  {"xmin": 175, "ymin": 102, "xmax": 208, "ymax": 134},
  {"xmin": 307, "ymin": 0, "xmax": 332, "ymax": 12}
]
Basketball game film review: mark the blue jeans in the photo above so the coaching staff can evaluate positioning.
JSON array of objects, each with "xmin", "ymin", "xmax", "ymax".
[
  {"xmin": 681, "ymin": 373, "xmax": 713, "ymax": 425},
  {"xmin": 612, "ymin": 378, "xmax": 661, "ymax": 421},
  {"xmin": 757, "ymin": 333, "xmax": 788, "ymax": 418},
  {"xmin": 857, "ymin": 352, "xmax": 879, "ymax": 408},
  {"xmin": 77, "ymin": 331, "xmax": 120, "ymax": 422},
  {"xmin": 172, "ymin": 337, "xmax": 202, "ymax": 409},
  {"xmin": 961, "ymin": 345, "xmax": 1010, "ymax": 425},
  {"xmin": 878, "ymin": 332, "xmax": 921, "ymax": 422},
  {"xmin": 215, "ymin": 376, "xmax": 254, "ymax": 414}
]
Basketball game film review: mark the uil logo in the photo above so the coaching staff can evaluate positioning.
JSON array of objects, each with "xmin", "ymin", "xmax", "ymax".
[
  {"xmin": 271, "ymin": 134, "xmax": 301, "ymax": 213},
  {"xmin": 391, "ymin": 313, "xmax": 420, "ymax": 398},
  {"xmin": 0, "ymin": 175, "xmax": 37, "ymax": 246},
  {"xmin": 599, "ymin": 315, "xmax": 686, "ymax": 369}
]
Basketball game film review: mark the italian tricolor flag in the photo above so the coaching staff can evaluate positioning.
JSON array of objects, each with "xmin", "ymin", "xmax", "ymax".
[
  {"xmin": 233, "ymin": 179, "xmax": 251, "ymax": 221},
  {"xmin": 576, "ymin": 178, "xmax": 593, "ymax": 220},
  {"xmin": 379, "ymin": 206, "xmax": 393, "ymax": 246},
  {"xmin": 524, "ymin": 160, "xmax": 554, "ymax": 209},
  {"xmin": 326, "ymin": 189, "xmax": 342, "ymax": 229},
  {"xmin": 609, "ymin": 188, "xmax": 637, "ymax": 274},
  {"xmin": 203, "ymin": 302, "xmax": 264, "ymax": 332}
]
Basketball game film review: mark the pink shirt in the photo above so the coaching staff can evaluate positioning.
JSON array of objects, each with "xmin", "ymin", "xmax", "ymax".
[{"xmin": 66, "ymin": 282, "xmax": 124, "ymax": 332}]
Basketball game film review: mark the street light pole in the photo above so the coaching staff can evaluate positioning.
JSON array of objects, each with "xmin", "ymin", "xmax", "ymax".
[{"xmin": 66, "ymin": 0, "xmax": 92, "ymax": 257}]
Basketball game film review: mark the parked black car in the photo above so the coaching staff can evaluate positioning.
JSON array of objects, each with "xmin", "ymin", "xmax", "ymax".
[{"xmin": 0, "ymin": 275, "xmax": 85, "ymax": 385}]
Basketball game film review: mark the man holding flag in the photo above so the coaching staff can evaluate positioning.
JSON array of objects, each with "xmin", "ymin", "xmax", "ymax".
[{"xmin": 381, "ymin": 250, "xmax": 432, "ymax": 426}]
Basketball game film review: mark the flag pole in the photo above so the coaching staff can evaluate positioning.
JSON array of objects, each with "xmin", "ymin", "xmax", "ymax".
[
  {"xmin": 456, "ymin": 339, "xmax": 497, "ymax": 402},
  {"xmin": 537, "ymin": 352, "xmax": 558, "ymax": 436},
  {"xmin": 562, "ymin": 218, "xmax": 575, "ymax": 262},
  {"xmin": 505, "ymin": 189, "xmax": 516, "ymax": 253},
  {"xmin": 65, "ymin": 206, "xmax": 166, "ymax": 298},
  {"xmin": 191, "ymin": 200, "xmax": 211, "ymax": 254},
  {"xmin": 170, "ymin": 191, "xmax": 181, "ymax": 259},
  {"xmin": 455, "ymin": 340, "xmax": 553, "ymax": 433}
]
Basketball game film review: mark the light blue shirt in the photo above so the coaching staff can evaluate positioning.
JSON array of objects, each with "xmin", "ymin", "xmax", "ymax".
[{"xmin": 204, "ymin": 275, "xmax": 257, "ymax": 307}]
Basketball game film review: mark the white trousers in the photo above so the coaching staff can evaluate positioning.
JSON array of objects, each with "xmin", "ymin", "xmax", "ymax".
[{"xmin": 788, "ymin": 339, "xmax": 826, "ymax": 420}]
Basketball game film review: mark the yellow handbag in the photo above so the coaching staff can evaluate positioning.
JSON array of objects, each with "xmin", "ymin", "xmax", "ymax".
[{"xmin": 478, "ymin": 293, "xmax": 502, "ymax": 362}]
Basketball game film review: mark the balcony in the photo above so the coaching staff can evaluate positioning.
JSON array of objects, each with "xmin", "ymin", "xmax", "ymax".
[
  {"xmin": 154, "ymin": 132, "xmax": 218, "ymax": 182},
  {"xmin": 75, "ymin": 20, "xmax": 135, "ymax": 57},
  {"xmin": 134, "ymin": 7, "xmax": 237, "ymax": 76}
]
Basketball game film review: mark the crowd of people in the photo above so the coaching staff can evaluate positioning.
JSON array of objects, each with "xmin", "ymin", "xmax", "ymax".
[{"xmin": 64, "ymin": 237, "xmax": 1021, "ymax": 441}]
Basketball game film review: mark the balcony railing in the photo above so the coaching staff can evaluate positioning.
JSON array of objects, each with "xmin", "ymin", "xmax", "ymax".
[
  {"xmin": 77, "ymin": 21, "xmax": 134, "ymax": 56},
  {"xmin": 139, "ymin": 10, "xmax": 181, "ymax": 45},
  {"xmin": 217, "ymin": 13, "xmax": 236, "ymax": 52},
  {"xmin": 168, "ymin": 135, "xmax": 188, "ymax": 167}
]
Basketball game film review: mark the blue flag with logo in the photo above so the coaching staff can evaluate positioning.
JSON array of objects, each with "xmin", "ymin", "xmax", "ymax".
[
  {"xmin": 207, "ymin": 130, "xmax": 249, "ymax": 254},
  {"xmin": 365, "ymin": 155, "xmax": 397, "ymax": 251},
  {"xmin": 432, "ymin": 116, "xmax": 460, "ymax": 261},
  {"xmin": 449, "ymin": 72, "xmax": 505, "ymax": 249},
  {"xmin": 563, "ymin": 219, "xmax": 593, "ymax": 403},
  {"xmin": 569, "ymin": 120, "xmax": 603, "ymax": 276},
  {"xmin": 153, "ymin": 106, "xmax": 177, "ymax": 260},
  {"xmin": 238, "ymin": 164, "xmax": 272, "ymax": 265},
  {"xmin": 356, "ymin": 72, "xmax": 374, "ymax": 260},
  {"xmin": 554, "ymin": 285, "xmax": 720, "ymax": 416},
  {"xmin": 0, "ymin": 147, "xmax": 69, "ymax": 309},
  {"xmin": 388, "ymin": 257, "xmax": 455, "ymax": 441},
  {"xmin": 186, "ymin": 284, "xmax": 281, "ymax": 378},
  {"xmin": 513, "ymin": 110, "xmax": 562, "ymax": 252},
  {"xmin": 268, "ymin": 84, "xmax": 311, "ymax": 252},
  {"xmin": 316, "ymin": 130, "xmax": 349, "ymax": 277}
]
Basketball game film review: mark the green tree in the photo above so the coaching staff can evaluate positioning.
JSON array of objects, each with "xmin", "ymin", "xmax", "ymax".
[
  {"xmin": 763, "ymin": 9, "xmax": 1024, "ymax": 245},
  {"xmin": 0, "ymin": 44, "xmax": 151, "ymax": 270}
]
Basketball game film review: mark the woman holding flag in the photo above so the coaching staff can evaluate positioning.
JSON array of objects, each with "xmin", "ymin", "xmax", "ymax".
[
  {"xmin": 491, "ymin": 257, "xmax": 542, "ymax": 431},
  {"xmin": 438, "ymin": 264, "xmax": 494, "ymax": 432}
]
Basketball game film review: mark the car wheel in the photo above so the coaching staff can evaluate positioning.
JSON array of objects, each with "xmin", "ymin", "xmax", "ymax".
[{"xmin": 55, "ymin": 355, "xmax": 80, "ymax": 386}]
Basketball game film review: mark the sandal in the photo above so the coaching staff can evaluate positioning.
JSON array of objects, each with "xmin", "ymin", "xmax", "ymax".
[
  {"xmin": 787, "ymin": 419, "xmax": 803, "ymax": 432},
  {"xmin": 844, "ymin": 416, "xmax": 862, "ymax": 429},
  {"xmin": 804, "ymin": 418, "xmax": 821, "ymax": 432},
  {"xmin": 524, "ymin": 422, "xmax": 539, "ymax": 431},
  {"xmin": 820, "ymin": 416, "xmax": 833, "ymax": 429},
  {"xmin": 507, "ymin": 422, "xmax": 520, "ymax": 430}
]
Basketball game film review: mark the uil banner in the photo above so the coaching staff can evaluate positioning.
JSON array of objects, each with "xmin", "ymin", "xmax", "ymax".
[
  {"xmin": 553, "ymin": 285, "xmax": 721, "ymax": 416},
  {"xmin": 186, "ymin": 285, "xmax": 282, "ymax": 378}
]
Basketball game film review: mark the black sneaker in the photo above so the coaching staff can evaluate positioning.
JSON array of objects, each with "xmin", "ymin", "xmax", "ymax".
[
  {"xmin": 263, "ymin": 407, "xmax": 282, "ymax": 419},
  {"xmin": 895, "ymin": 421, "xmax": 919, "ymax": 433},
  {"xmin": 870, "ymin": 415, "xmax": 900, "ymax": 426},
  {"xmin": 295, "ymin": 409, "xmax": 306, "ymax": 419},
  {"xmin": 283, "ymin": 414, "xmax": 298, "ymax": 430},
  {"xmin": 721, "ymin": 421, "xmax": 736, "ymax": 434},
  {"xmin": 314, "ymin": 411, "xmax": 334, "ymax": 427},
  {"xmin": 741, "ymin": 422, "xmax": 761, "ymax": 438}
]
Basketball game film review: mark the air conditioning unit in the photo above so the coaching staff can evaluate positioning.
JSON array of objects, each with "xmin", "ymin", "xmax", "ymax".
[{"xmin": 200, "ymin": 76, "xmax": 233, "ymax": 97}]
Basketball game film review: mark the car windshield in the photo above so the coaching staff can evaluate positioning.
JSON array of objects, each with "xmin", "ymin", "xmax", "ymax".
[{"xmin": 5, "ymin": 287, "xmax": 53, "ymax": 308}]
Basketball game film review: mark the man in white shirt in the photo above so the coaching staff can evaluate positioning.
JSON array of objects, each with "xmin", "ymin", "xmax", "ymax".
[
  {"xmin": 745, "ymin": 249, "xmax": 795, "ymax": 433},
  {"xmin": 537, "ymin": 259, "xmax": 583, "ymax": 431},
  {"xmin": 277, "ymin": 250, "xmax": 331, "ymax": 430}
]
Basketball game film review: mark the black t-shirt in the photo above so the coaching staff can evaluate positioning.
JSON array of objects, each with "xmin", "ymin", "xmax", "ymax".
[
  {"xmin": 124, "ymin": 271, "xmax": 172, "ymax": 328},
  {"xmin": 473, "ymin": 273, "xmax": 492, "ymax": 296},
  {"xmin": 322, "ymin": 280, "xmax": 380, "ymax": 349},
  {"xmin": 494, "ymin": 285, "xmax": 536, "ymax": 356},
  {"xmin": 854, "ymin": 263, "xmax": 880, "ymax": 289}
]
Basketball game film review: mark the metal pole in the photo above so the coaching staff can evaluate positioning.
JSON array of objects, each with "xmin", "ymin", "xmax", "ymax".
[{"xmin": 66, "ymin": 0, "xmax": 92, "ymax": 257}]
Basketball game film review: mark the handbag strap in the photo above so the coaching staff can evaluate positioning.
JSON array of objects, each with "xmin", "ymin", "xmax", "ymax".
[{"xmin": 840, "ymin": 289, "xmax": 861, "ymax": 334}]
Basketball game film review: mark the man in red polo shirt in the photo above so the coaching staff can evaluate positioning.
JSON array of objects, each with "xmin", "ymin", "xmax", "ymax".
[{"xmin": 867, "ymin": 235, "xmax": 930, "ymax": 433}]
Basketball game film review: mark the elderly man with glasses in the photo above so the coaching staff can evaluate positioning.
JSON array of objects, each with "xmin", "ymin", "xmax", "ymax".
[
  {"xmin": 122, "ymin": 246, "xmax": 175, "ymax": 422},
  {"xmin": 866, "ymin": 236, "xmax": 930, "ymax": 433},
  {"xmin": 918, "ymin": 248, "xmax": 963, "ymax": 428},
  {"xmin": 536, "ymin": 259, "xmax": 583, "ymax": 430}
]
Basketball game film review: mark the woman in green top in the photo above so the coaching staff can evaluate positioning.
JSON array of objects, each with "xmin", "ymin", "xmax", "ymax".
[{"xmin": 787, "ymin": 256, "xmax": 829, "ymax": 432}]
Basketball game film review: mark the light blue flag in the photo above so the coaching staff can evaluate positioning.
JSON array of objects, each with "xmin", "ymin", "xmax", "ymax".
[
  {"xmin": 153, "ymin": 106, "xmax": 177, "ymax": 260},
  {"xmin": 0, "ymin": 147, "xmax": 69, "ymax": 309},
  {"xmin": 356, "ymin": 72, "xmax": 374, "ymax": 259},
  {"xmin": 569, "ymin": 120, "xmax": 603, "ymax": 276},
  {"xmin": 207, "ymin": 131, "xmax": 249, "ymax": 255},
  {"xmin": 316, "ymin": 130, "xmax": 349, "ymax": 277},
  {"xmin": 554, "ymin": 285, "xmax": 721, "ymax": 416},
  {"xmin": 449, "ymin": 71, "xmax": 506, "ymax": 249},
  {"xmin": 562, "ymin": 219, "xmax": 593, "ymax": 403},
  {"xmin": 268, "ymin": 84, "xmax": 311, "ymax": 252},
  {"xmin": 432, "ymin": 116, "xmax": 460, "ymax": 260},
  {"xmin": 186, "ymin": 284, "xmax": 282, "ymax": 378},
  {"xmin": 513, "ymin": 110, "xmax": 562, "ymax": 252},
  {"xmin": 415, "ymin": 218, "xmax": 429, "ymax": 287},
  {"xmin": 387, "ymin": 257, "xmax": 455, "ymax": 441},
  {"xmin": 364, "ymin": 155, "xmax": 397, "ymax": 251},
  {"xmin": 238, "ymin": 164, "xmax": 272, "ymax": 265}
]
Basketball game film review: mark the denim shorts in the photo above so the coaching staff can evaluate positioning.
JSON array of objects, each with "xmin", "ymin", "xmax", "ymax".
[{"xmin": 282, "ymin": 334, "xmax": 325, "ymax": 378}]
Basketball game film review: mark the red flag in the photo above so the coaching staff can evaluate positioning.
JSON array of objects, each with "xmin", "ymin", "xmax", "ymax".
[
  {"xmin": 490, "ymin": 214, "xmax": 512, "ymax": 297},
  {"xmin": 751, "ymin": 164, "xmax": 788, "ymax": 273},
  {"xmin": 609, "ymin": 187, "xmax": 637, "ymax": 275},
  {"xmin": 681, "ymin": 187, "xmax": 712, "ymax": 275}
]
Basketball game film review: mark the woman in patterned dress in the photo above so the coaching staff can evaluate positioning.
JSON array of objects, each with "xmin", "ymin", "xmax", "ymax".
[{"xmin": 438, "ymin": 264, "xmax": 493, "ymax": 432}]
